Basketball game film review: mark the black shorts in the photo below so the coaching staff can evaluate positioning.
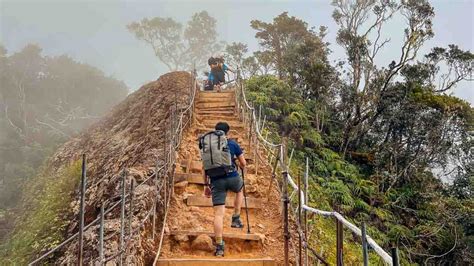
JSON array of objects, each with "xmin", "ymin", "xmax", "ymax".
[
  {"xmin": 211, "ymin": 70, "xmax": 225, "ymax": 85},
  {"xmin": 210, "ymin": 175, "xmax": 243, "ymax": 206}
]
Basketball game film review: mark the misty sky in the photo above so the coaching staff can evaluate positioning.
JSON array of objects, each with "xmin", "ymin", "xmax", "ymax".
[{"xmin": 1, "ymin": 0, "xmax": 473, "ymax": 104}]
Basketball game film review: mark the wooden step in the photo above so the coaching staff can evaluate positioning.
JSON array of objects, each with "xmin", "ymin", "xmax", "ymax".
[
  {"xmin": 169, "ymin": 230, "xmax": 264, "ymax": 242},
  {"xmin": 186, "ymin": 195, "xmax": 262, "ymax": 209},
  {"xmin": 197, "ymin": 102, "xmax": 235, "ymax": 109},
  {"xmin": 157, "ymin": 258, "xmax": 275, "ymax": 266},
  {"xmin": 197, "ymin": 99, "xmax": 235, "ymax": 104},
  {"xmin": 196, "ymin": 110, "xmax": 236, "ymax": 115},
  {"xmin": 197, "ymin": 109, "xmax": 236, "ymax": 115},
  {"xmin": 197, "ymin": 115, "xmax": 240, "ymax": 122},
  {"xmin": 197, "ymin": 116, "xmax": 244, "ymax": 127},
  {"xmin": 179, "ymin": 160, "xmax": 202, "ymax": 172},
  {"xmin": 199, "ymin": 91, "xmax": 235, "ymax": 98},
  {"xmin": 175, "ymin": 172, "xmax": 205, "ymax": 184},
  {"xmin": 196, "ymin": 97, "xmax": 235, "ymax": 103},
  {"xmin": 202, "ymin": 124, "xmax": 244, "ymax": 131},
  {"xmin": 201, "ymin": 120, "xmax": 245, "ymax": 129}
]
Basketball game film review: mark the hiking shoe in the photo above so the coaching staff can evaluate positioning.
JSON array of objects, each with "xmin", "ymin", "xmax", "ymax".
[
  {"xmin": 215, "ymin": 241, "xmax": 225, "ymax": 257},
  {"xmin": 231, "ymin": 215, "xmax": 244, "ymax": 228}
]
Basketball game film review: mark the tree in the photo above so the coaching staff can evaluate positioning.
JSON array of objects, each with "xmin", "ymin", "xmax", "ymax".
[
  {"xmin": 0, "ymin": 44, "xmax": 128, "ymax": 212},
  {"xmin": 251, "ymin": 12, "xmax": 316, "ymax": 78},
  {"xmin": 253, "ymin": 51, "xmax": 274, "ymax": 75},
  {"xmin": 425, "ymin": 45, "xmax": 474, "ymax": 92},
  {"xmin": 127, "ymin": 11, "xmax": 223, "ymax": 71},
  {"xmin": 331, "ymin": 0, "xmax": 435, "ymax": 156},
  {"xmin": 225, "ymin": 42, "xmax": 248, "ymax": 71},
  {"xmin": 328, "ymin": 1, "xmax": 473, "ymax": 263},
  {"xmin": 224, "ymin": 42, "xmax": 263, "ymax": 79}
]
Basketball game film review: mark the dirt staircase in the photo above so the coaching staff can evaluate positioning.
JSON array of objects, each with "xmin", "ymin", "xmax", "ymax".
[{"xmin": 157, "ymin": 89, "xmax": 284, "ymax": 265}]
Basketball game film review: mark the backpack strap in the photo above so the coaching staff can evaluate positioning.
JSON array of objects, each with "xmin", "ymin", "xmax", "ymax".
[
  {"xmin": 209, "ymin": 134, "xmax": 213, "ymax": 165},
  {"xmin": 198, "ymin": 136, "xmax": 204, "ymax": 150}
]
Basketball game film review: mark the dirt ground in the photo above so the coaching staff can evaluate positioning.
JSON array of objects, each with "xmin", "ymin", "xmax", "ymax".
[{"xmin": 159, "ymin": 89, "xmax": 287, "ymax": 264}]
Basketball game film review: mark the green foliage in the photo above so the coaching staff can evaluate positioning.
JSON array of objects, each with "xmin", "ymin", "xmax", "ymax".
[
  {"xmin": 246, "ymin": 10, "xmax": 474, "ymax": 265},
  {"xmin": 411, "ymin": 88, "xmax": 473, "ymax": 120},
  {"xmin": 0, "ymin": 161, "xmax": 82, "ymax": 264},
  {"xmin": 245, "ymin": 75, "xmax": 309, "ymax": 137},
  {"xmin": 245, "ymin": 5, "xmax": 472, "ymax": 264},
  {"xmin": 0, "ymin": 43, "xmax": 125, "ymax": 261},
  {"xmin": 0, "ymin": 43, "xmax": 127, "ymax": 213}
]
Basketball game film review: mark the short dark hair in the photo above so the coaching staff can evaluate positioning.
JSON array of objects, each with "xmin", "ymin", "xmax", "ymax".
[
  {"xmin": 215, "ymin": 122, "xmax": 230, "ymax": 134},
  {"xmin": 208, "ymin": 57, "xmax": 217, "ymax": 66}
]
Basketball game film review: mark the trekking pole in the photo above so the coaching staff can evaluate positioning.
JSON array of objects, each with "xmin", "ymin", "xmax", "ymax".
[{"xmin": 241, "ymin": 168, "xmax": 251, "ymax": 234}]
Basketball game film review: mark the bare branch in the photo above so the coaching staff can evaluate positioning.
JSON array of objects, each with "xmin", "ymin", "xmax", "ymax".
[{"xmin": 4, "ymin": 104, "xmax": 24, "ymax": 139}]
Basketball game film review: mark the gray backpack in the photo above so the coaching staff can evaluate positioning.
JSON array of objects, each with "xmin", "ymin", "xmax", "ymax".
[{"xmin": 198, "ymin": 130, "xmax": 235, "ymax": 178}]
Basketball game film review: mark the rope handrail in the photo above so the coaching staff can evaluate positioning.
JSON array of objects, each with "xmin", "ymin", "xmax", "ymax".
[
  {"xmin": 29, "ymin": 70, "xmax": 198, "ymax": 265},
  {"xmin": 235, "ymin": 71, "xmax": 393, "ymax": 265}
]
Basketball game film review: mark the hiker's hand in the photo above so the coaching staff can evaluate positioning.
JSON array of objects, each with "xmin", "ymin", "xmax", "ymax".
[
  {"xmin": 237, "ymin": 154, "xmax": 246, "ymax": 169},
  {"xmin": 204, "ymin": 186, "xmax": 212, "ymax": 198}
]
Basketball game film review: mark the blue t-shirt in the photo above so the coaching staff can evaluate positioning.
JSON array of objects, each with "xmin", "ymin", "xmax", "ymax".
[
  {"xmin": 208, "ymin": 72, "xmax": 215, "ymax": 83},
  {"xmin": 208, "ymin": 64, "xmax": 229, "ymax": 83},
  {"xmin": 210, "ymin": 139, "xmax": 242, "ymax": 180}
]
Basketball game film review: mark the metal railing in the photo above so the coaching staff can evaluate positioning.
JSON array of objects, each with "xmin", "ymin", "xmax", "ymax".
[
  {"xmin": 29, "ymin": 70, "xmax": 198, "ymax": 265},
  {"xmin": 234, "ymin": 70, "xmax": 397, "ymax": 266}
]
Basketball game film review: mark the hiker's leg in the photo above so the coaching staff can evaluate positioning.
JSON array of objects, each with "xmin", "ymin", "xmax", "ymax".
[
  {"xmin": 211, "ymin": 178, "xmax": 226, "ymax": 243},
  {"xmin": 213, "ymin": 205, "xmax": 225, "ymax": 240},
  {"xmin": 214, "ymin": 203, "xmax": 226, "ymax": 256},
  {"xmin": 234, "ymin": 190, "xmax": 243, "ymax": 216},
  {"xmin": 230, "ymin": 176, "xmax": 244, "ymax": 228}
]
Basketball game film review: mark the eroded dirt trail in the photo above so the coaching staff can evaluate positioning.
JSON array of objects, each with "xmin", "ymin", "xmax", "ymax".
[{"xmin": 158, "ymin": 89, "xmax": 284, "ymax": 265}]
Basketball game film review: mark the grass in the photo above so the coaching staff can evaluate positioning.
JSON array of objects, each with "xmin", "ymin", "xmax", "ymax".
[{"xmin": 0, "ymin": 160, "xmax": 82, "ymax": 264}]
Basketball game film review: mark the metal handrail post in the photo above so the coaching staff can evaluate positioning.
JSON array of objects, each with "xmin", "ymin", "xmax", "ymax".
[
  {"xmin": 128, "ymin": 179, "xmax": 135, "ymax": 240},
  {"xmin": 283, "ymin": 169, "xmax": 290, "ymax": 266},
  {"xmin": 99, "ymin": 202, "xmax": 105, "ymax": 264},
  {"xmin": 304, "ymin": 157, "xmax": 309, "ymax": 266},
  {"xmin": 298, "ymin": 172, "xmax": 302, "ymax": 266},
  {"xmin": 119, "ymin": 169, "xmax": 126, "ymax": 265},
  {"xmin": 361, "ymin": 222, "xmax": 369, "ymax": 266},
  {"xmin": 78, "ymin": 154, "xmax": 87, "ymax": 265},
  {"xmin": 392, "ymin": 247, "xmax": 399, "ymax": 266},
  {"xmin": 336, "ymin": 217, "xmax": 343, "ymax": 266}
]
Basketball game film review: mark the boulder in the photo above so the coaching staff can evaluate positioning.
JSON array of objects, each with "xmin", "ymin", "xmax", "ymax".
[
  {"xmin": 191, "ymin": 234, "xmax": 214, "ymax": 252},
  {"xmin": 173, "ymin": 234, "xmax": 189, "ymax": 242}
]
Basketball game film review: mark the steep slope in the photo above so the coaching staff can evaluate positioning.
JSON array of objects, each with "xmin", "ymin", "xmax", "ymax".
[
  {"xmin": 8, "ymin": 72, "xmax": 194, "ymax": 264},
  {"xmin": 56, "ymin": 71, "xmax": 196, "ymax": 263}
]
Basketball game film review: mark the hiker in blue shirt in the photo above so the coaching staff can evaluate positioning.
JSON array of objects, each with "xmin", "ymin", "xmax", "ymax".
[
  {"xmin": 216, "ymin": 55, "xmax": 234, "ymax": 82},
  {"xmin": 204, "ymin": 122, "xmax": 246, "ymax": 257},
  {"xmin": 206, "ymin": 56, "xmax": 233, "ymax": 92}
]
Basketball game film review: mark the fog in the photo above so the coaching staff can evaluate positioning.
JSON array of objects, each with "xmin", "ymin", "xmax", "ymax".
[{"xmin": 1, "ymin": 0, "xmax": 472, "ymax": 103}]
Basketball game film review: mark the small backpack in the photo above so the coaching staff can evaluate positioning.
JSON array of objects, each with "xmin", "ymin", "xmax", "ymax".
[{"xmin": 199, "ymin": 130, "xmax": 234, "ymax": 178}]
